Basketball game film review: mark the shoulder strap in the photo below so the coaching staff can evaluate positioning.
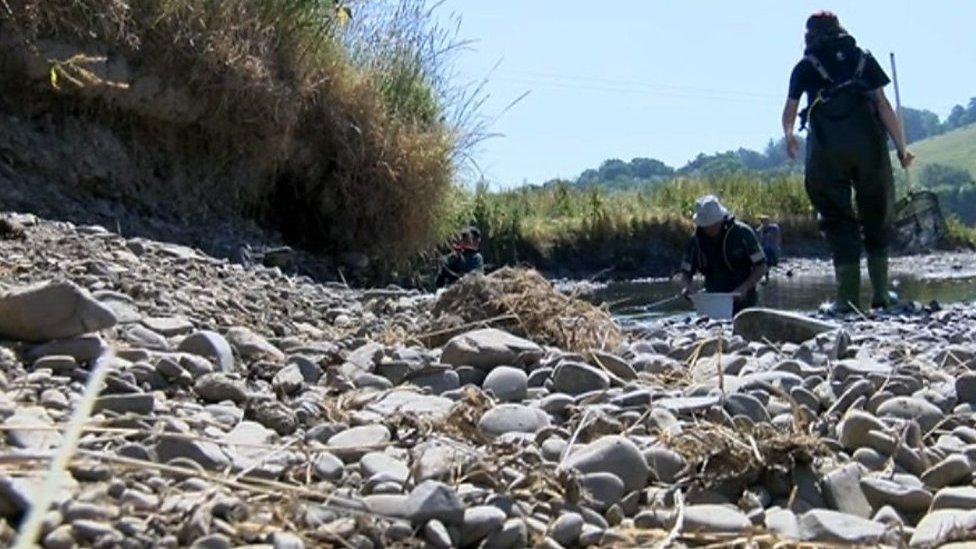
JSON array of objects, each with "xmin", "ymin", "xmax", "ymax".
[
  {"xmin": 853, "ymin": 49, "xmax": 869, "ymax": 79},
  {"xmin": 804, "ymin": 53, "xmax": 833, "ymax": 83}
]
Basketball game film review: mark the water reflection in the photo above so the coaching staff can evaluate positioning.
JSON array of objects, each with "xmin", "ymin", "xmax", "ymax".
[{"xmin": 589, "ymin": 274, "xmax": 976, "ymax": 319}]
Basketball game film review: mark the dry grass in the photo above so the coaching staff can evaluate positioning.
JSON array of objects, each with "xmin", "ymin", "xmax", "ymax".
[
  {"xmin": 0, "ymin": 0, "xmax": 462, "ymax": 263},
  {"xmin": 429, "ymin": 267, "xmax": 622, "ymax": 351},
  {"xmin": 663, "ymin": 421, "xmax": 830, "ymax": 489}
]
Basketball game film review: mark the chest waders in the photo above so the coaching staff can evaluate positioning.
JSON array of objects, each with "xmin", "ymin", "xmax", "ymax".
[{"xmin": 802, "ymin": 51, "xmax": 896, "ymax": 311}]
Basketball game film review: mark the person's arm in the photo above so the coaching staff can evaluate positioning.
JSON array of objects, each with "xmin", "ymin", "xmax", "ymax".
[
  {"xmin": 734, "ymin": 227, "xmax": 768, "ymax": 299},
  {"xmin": 782, "ymin": 99, "xmax": 800, "ymax": 160},
  {"xmin": 872, "ymin": 88, "xmax": 914, "ymax": 169},
  {"xmin": 676, "ymin": 239, "xmax": 698, "ymax": 299},
  {"xmin": 734, "ymin": 263, "xmax": 768, "ymax": 299}
]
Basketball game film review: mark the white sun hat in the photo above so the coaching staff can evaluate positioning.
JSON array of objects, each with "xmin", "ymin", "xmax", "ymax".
[{"xmin": 693, "ymin": 195, "xmax": 729, "ymax": 228}]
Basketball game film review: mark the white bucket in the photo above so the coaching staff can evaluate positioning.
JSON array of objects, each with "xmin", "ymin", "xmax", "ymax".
[{"xmin": 691, "ymin": 292, "xmax": 736, "ymax": 320}]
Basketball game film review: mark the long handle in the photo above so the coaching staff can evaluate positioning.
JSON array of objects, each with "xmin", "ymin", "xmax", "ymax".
[{"xmin": 889, "ymin": 52, "xmax": 913, "ymax": 190}]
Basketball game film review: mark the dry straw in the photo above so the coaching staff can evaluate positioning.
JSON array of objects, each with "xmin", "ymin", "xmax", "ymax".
[{"xmin": 428, "ymin": 267, "xmax": 622, "ymax": 351}]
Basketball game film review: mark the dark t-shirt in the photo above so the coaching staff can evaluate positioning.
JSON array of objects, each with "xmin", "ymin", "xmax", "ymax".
[{"xmin": 788, "ymin": 46, "xmax": 890, "ymax": 105}]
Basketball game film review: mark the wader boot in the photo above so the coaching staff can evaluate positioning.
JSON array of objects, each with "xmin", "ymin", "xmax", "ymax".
[
  {"xmin": 822, "ymin": 263, "xmax": 861, "ymax": 315},
  {"xmin": 867, "ymin": 252, "xmax": 896, "ymax": 308}
]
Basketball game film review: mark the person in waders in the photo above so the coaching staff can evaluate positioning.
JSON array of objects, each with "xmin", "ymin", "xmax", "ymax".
[
  {"xmin": 782, "ymin": 11, "xmax": 914, "ymax": 314},
  {"xmin": 677, "ymin": 196, "xmax": 768, "ymax": 315}
]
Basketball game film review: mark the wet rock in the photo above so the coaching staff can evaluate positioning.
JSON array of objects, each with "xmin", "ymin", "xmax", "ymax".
[
  {"xmin": 798, "ymin": 509, "xmax": 888, "ymax": 544},
  {"xmin": 552, "ymin": 361, "xmax": 609, "ymax": 395},
  {"xmin": 478, "ymin": 404, "xmax": 551, "ymax": 438},
  {"xmin": 178, "ymin": 331, "xmax": 234, "ymax": 372},
  {"xmin": 440, "ymin": 328, "xmax": 542, "ymax": 370},
  {"xmin": 733, "ymin": 309, "xmax": 838, "ymax": 344},
  {"xmin": 562, "ymin": 435, "xmax": 649, "ymax": 493},
  {"xmin": 482, "ymin": 366, "xmax": 528, "ymax": 402},
  {"xmin": 0, "ymin": 280, "xmax": 117, "ymax": 342}
]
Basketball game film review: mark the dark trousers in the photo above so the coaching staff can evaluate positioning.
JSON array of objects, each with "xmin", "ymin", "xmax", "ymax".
[{"xmin": 805, "ymin": 109, "xmax": 895, "ymax": 265}]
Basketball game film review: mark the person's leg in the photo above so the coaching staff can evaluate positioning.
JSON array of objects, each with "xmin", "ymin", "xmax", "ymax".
[
  {"xmin": 806, "ymin": 153, "xmax": 862, "ymax": 311},
  {"xmin": 854, "ymin": 148, "xmax": 897, "ymax": 308}
]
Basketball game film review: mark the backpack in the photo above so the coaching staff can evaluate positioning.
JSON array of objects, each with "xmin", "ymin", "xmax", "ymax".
[{"xmin": 798, "ymin": 49, "xmax": 875, "ymax": 132}]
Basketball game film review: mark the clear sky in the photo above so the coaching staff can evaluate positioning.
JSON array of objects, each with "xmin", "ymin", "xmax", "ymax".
[{"xmin": 439, "ymin": 1, "xmax": 976, "ymax": 187}]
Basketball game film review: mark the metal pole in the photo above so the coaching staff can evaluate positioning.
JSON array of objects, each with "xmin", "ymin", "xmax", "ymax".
[{"xmin": 889, "ymin": 52, "xmax": 912, "ymax": 189}]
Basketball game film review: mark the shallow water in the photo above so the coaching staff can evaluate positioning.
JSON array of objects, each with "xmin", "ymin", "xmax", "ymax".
[{"xmin": 589, "ymin": 271, "xmax": 976, "ymax": 320}]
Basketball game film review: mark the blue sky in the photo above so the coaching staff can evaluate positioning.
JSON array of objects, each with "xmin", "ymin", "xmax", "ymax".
[{"xmin": 439, "ymin": 1, "xmax": 976, "ymax": 187}]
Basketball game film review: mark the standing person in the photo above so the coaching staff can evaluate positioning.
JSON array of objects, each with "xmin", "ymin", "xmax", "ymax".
[
  {"xmin": 757, "ymin": 215, "xmax": 782, "ymax": 282},
  {"xmin": 435, "ymin": 227, "xmax": 484, "ymax": 288},
  {"xmin": 782, "ymin": 11, "xmax": 914, "ymax": 313},
  {"xmin": 677, "ymin": 196, "xmax": 768, "ymax": 314}
]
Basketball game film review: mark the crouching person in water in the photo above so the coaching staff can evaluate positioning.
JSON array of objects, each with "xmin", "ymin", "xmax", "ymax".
[
  {"xmin": 435, "ymin": 227, "xmax": 485, "ymax": 288},
  {"xmin": 677, "ymin": 196, "xmax": 768, "ymax": 314}
]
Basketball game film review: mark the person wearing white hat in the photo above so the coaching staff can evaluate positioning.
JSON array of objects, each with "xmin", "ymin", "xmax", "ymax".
[{"xmin": 676, "ymin": 195, "xmax": 768, "ymax": 313}]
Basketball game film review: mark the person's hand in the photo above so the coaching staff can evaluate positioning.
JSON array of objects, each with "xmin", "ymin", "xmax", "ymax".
[
  {"xmin": 680, "ymin": 287, "xmax": 693, "ymax": 301},
  {"xmin": 732, "ymin": 289, "xmax": 746, "ymax": 303},
  {"xmin": 785, "ymin": 134, "xmax": 799, "ymax": 160},
  {"xmin": 897, "ymin": 149, "xmax": 915, "ymax": 169}
]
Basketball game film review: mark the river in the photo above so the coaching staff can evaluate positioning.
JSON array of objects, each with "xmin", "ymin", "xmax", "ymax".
[{"xmin": 585, "ymin": 268, "xmax": 976, "ymax": 322}]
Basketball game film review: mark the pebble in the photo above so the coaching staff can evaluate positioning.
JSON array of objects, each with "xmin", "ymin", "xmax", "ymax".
[
  {"xmin": 405, "ymin": 481, "xmax": 465, "ymax": 524},
  {"xmin": 477, "ymin": 404, "xmax": 551, "ymax": 438},
  {"xmin": 482, "ymin": 366, "xmax": 528, "ymax": 402},
  {"xmin": 548, "ymin": 512, "xmax": 584, "ymax": 546},
  {"xmin": 193, "ymin": 373, "xmax": 247, "ymax": 404},
  {"xmin": 461, "ymin": 505, "xmax": 507, "ymax": 546},
  {"xmin": 562, "ymin": 435, "xmax": 649, "ymax": 493},
  {"xmin": 551, "ymin": 361, "xmax": 609, "ymax": 395},
  {"xmin": 798, "ymin": 509, "xmax": 888, "ymax": 544},
  {"xmin": 921, "ymin": 454, "xmax": 972, "ymax": 489}
]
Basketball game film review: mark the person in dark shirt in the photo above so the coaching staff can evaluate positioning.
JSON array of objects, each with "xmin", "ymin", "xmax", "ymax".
[
  {"xmin": 435, "ymin": 227, "xmax": 485, "ymax": 288},
  {"xmin": 781, "ymin": 11, "xmax": 914, "ymax": 314},
  {"xmin": 677, "ymin": 196, "xmax": 767, "ymax": 314}
]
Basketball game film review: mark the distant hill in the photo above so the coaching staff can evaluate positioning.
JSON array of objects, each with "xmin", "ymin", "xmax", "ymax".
[{"xmin": 904, "ymin": 123, "xmax": 976, "ymax": 178}]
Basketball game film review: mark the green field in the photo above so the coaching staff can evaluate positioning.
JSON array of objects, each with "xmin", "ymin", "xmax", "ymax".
[{"xmin": 901, "ymin": 123, "xmax": 976, "ymax": 178}]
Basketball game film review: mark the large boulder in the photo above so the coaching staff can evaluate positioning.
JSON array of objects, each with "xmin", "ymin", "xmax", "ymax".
[
  {"xmin": 733, "ymin": 308, "xmax": 838, "ymax": 344},
  {"xmin": 0, "ymin": 281, "xmax": 117, "ymax": 342},
  {"xmin": 440, "ymin": 329, "xmax": 542, "ymax": 370}
]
